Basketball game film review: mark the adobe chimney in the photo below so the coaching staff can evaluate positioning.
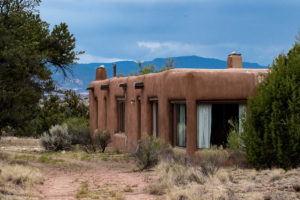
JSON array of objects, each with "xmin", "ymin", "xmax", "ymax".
[
  {"xmin": 113, "ymin": 63, "xmax": 117, "ymax": 77},
  {"xmin": 227, "ymin": 52, "xmax": 242, "ymax": 69},
  {"xmin": 95, "ymin": 65, "xmax": 107, "ymax": 80}
]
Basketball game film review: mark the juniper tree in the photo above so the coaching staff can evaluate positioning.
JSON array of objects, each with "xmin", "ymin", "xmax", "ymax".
[{"xmin": 243, "ymin": 33, "xmax": 300, "ymax": 169}]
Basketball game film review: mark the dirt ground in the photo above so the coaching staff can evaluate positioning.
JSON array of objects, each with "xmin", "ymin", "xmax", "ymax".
[
  {"xmin": 1, "ymin": 137, "xmax": 300, "ymax": 200},
  {"xmin": 0, "ymin": 137, "xmax": 158, "ymax": 200}
]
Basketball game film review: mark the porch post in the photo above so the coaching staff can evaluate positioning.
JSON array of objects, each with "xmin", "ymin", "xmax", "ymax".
[
  {"xmin": 186, "ymin": 99, "xmax": 197, "ymax": 155},
  {"xmin": 158, "ymin": 97, "xmax": 171, "ymax": 145},
  {"xmin": 89, "ymin": 91, "xmax": 98, "ymax": 136}
]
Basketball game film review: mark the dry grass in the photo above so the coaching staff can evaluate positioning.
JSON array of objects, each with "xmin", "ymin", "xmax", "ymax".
[
  {"xmin": 0, "ymin": 137, "xmax": 42, "ymax": 154},
  {"xmin": 1, "ymin": 162, "xmax": 44, "ymax": 186},
  {"xmin": 268, "ymin": 168, "xmax": 284, "ymax": 182},
  {"xmin": 148, "ymin": 158, "xmax": 300, "ymax": 200},
  {"xmin": 0, "ymin": 136, "xmax": 39, "ymax": 147},
  {"xmin": 0, "ymin": 152, "xmax": 44, "ymax": 199}
]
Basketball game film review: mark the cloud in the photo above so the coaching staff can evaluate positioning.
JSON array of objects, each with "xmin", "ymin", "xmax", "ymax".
[
  {"xmin": 137, "ymin": 41, "xmax": 175, "ymax": 51},
  {"xmin": 137, "ymin": 41, "xmax": 239, "ymax": 59},
  {"xmin": 78, "ymin": 53, "xmax": 131, "ymax": 63}
]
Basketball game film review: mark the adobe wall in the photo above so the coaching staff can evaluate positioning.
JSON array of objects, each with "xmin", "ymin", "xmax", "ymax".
[{"xmin": 89, "ymin": 68, "xmax": 267, "ymax": 154}]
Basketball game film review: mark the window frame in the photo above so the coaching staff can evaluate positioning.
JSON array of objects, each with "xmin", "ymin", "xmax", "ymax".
[
  {"xmin": 196, "ymin": 100, "xmax": 246, "ymax": 149},
  {"xmin": 170, "ymin": 100, "xmax": 187, "ymax": 148}
]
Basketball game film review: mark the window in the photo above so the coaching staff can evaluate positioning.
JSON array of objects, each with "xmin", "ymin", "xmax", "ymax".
[
  {"xmin": 137, "ymin": 97, "xmax": 141, "ymax": 140},
  {"xmin": 95, "ymin": 97, "xmax": 98, "ymax": 130},
  {"xmin": 171, "ymin": 102, "xmax": 186, "ymax": 147},
  {"xmin": 104, "ymin": 97, "xmax": 107, "ymax": 128},
  {"xmin": 210, "ymin": 104, "xmax": 239, "ymax": 147},
  {"xmin": 117, "ymin": 98, "xmax": 125, "ymax": 133},
  {"xmin": 197, "ymin": 102, "xmax": 246, "ymax": 148},
  {"xmin": 152, "ymin": 101, "xmax": 159, "ymax": 137}
]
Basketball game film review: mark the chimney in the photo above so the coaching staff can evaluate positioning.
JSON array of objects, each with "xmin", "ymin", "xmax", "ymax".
[
  {"xmin": 95, "ymin": 65, "xmax": 107, "ymax": 80},
  {"xmin": 227, "ymin": 52, "xmax": 242, "ymax": 69},
  {"xmin": 113, "ymin": 63, "xmax": 117, "ymax": 77}
]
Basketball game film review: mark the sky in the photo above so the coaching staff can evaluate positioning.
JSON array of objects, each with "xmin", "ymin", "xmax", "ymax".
[{"xmin": 39, "ymin": 0, "xmax": 300, "ymax": 66}]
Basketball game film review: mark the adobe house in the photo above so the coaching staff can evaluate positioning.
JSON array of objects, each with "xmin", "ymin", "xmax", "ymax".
[{"xmin": 88, "ymin": 53, "xmax": 267, "ymax": 155}]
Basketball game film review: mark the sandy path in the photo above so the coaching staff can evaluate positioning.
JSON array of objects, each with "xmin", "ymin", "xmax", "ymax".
[{"xmin": 17, "ymin": 153, "xmax": 158, "ymax": 200}]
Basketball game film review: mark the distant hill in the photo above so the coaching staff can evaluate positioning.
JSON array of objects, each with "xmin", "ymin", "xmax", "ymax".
[{"xmin": 52, "ymin": 55, "xmax": 267, "ymax": 96}]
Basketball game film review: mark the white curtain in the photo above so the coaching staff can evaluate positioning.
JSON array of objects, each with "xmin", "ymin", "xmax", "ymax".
[
  {"xmin": 178, "ymin": 104, "xmax": 186, "ymax": 147},
  {"xmin": 197, "ymin": 104, "xmax": 212, "ymax": 148},
  {"xmin": 239, "ymin": 104, "xmax": 246, "ymax": 133}
]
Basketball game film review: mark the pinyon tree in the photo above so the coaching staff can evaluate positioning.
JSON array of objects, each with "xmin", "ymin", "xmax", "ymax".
[{"xmin": 0, "ymin": 0, "xmax": 83, "ymax": 135}]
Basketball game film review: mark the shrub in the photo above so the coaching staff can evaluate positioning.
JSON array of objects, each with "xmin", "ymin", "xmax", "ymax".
[
  {"xmin": 226, "ymin": 151, "xmax": 248, "ymax": 168},
  {"xmin": 163, "ymin": 148, "xmax": 190, "ymax": 166},
  {"xmin": 135, "ymin": 135, "xmax": 162, "ymax": 170},
  {"xmin": 93, "ymin": 129, "xmax": 111, "ymax": 153},
  {"xmin": 227, "ymin": 119, "xmax": 242, "ymax": 151},
  {"xmin": 193, "ymin": 150, "xmax": 228, "ymax": 176},
  {"xmin": 243, "ymin": 35, "xmax": 300, "ymax": 169},
  {"xmin": 40, "ymin": 124, "xmax": 72, "ymax": 151},
  {"xmin": 147, "ymin": 184, "xmax": 168, "ymax": 195},
  {"xmin": 64, "ymin": 117, "xmax": 90, "ymax": 145}
]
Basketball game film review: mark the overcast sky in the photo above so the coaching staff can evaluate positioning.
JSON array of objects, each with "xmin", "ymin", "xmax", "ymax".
[{"xmin": 39, "ymin": 0, "xmax": 300, "ymax": 65}]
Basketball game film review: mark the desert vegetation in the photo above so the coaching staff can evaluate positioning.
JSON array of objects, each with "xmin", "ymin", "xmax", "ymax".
[
  {"xmin": 1, "ymin": 136, "xmax": 300, "ymax": 200},
  {"xmin": 0, "ymin": 151, "xmax": 44, "ymax": 200},
  {"xmin": 148, "ymin": 157, "xmax": 300, "ymax": 200},
  {"xmin": 132, "ymin": 135, "xmax": 300, "ymax": 200},
  {"xmin": 242, "ymin": 34, "xmax": 300, "ymax": 170}
]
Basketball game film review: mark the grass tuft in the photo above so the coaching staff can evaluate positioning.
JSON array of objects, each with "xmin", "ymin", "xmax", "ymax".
[{"xmin": 123, "ymin": 185, "xmax": 133, "ymax": 192}]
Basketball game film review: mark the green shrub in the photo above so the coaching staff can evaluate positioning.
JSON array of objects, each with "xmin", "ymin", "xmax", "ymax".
[
  {"xmin": 93, "ymin": 129, "xmax": 111, "ymax": 153},
  {"xmin": 64, "ymin": 117, "xmax": 90, "ymax": 145},
  {"xmin": 243, "ymin": 35, "xmax": 300, "ymax": 169},
  {"xmin": 135, "ymin": 135, "xmax": 162, "ymax": 170},
  {"xmin": 35, "ymin": 95, "xmax": 66, "ymax": 137},
  {"xmin": 40, "ymin": 124, "xmax": 72, "ymax": 151},
  {"xmin": 227, "ymin": 119, "xmax": 242, "ymax": 151}
]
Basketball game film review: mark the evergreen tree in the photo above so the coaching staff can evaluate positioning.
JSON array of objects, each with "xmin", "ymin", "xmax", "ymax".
[
  {"xmin": 34, "ymin": 90, "xmax": 89, "ymax": 136},
  {"xmin": 243, "ymin": 33, "xmax": 300, "ymax": 169},
  {"xmin": 0, "ymin": 0, "xmax": 82, "ymax": 135}
]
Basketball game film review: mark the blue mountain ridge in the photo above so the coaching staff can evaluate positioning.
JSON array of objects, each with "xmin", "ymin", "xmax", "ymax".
[{"xmin": 52, "ymin": 55, "xmax": 267, "ymax": 96}]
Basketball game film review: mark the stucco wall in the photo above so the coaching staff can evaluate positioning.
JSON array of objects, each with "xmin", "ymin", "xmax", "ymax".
[{"xmin": 89, "ymin": 68, "xmax": 267, "ymax": 154}]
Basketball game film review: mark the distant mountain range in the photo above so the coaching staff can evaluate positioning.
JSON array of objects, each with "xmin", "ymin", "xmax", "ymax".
[{"xmin": 52, "ymin": 55, "xmax": 267, "ymax": 96}]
